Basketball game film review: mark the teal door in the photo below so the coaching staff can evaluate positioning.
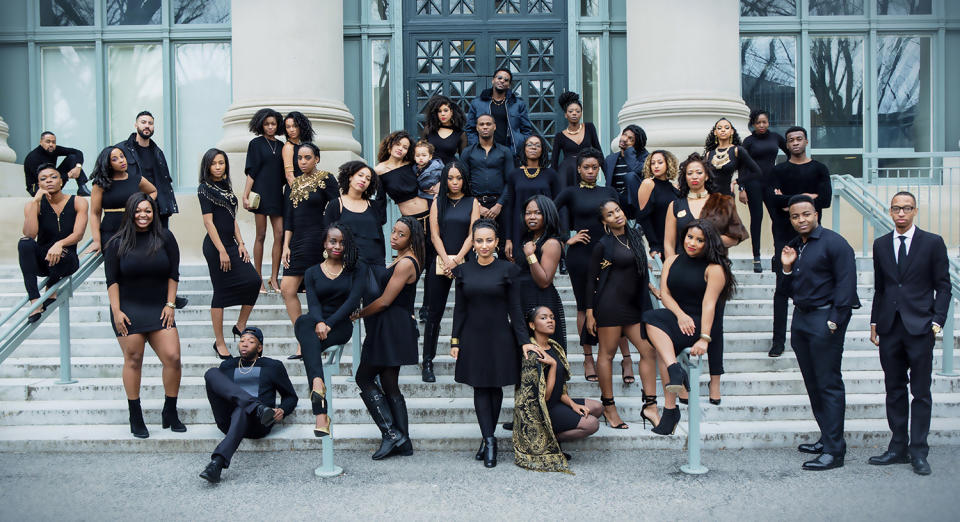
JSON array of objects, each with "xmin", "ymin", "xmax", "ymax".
[{"xmin": 403, "ymin": 0, "xmax": 568, "ymax": 147}]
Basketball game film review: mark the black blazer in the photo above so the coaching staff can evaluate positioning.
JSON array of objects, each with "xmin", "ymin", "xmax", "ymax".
[
  {"xmin": 214, "ymin": 356, "xmax": 299, "ymax": 417},
  {"xmin": 871, "ymin": 227, "xmax": 952, "ymax": 336}
]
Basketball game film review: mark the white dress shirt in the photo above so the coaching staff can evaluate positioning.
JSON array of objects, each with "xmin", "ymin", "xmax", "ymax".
[{"xmin": 893, "ymin": 225, "xmax": 916, "ymax": 263}]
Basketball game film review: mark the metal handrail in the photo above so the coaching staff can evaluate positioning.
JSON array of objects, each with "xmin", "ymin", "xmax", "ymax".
[
  {"xmin": 678, "ymin": 347, "xmax": 707, "ymax": 474},
  {"xmin": 0, "ymin": 238, "xmax": 104, "ymax": 383},
  {"xmin": 830, "ymin": 174, "xmax": 959, "ymax": 376}
]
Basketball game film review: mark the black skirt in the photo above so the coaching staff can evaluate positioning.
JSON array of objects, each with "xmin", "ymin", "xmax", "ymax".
[{"xmin": 202, "ymin": 235, "xmax": 261, "ymax": 308}]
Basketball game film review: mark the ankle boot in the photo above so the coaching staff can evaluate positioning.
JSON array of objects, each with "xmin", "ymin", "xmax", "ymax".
[
  {"xmin": 360, "ymin": 389, "xmax": 408, "ymax": 460},
  {"xmin": 128, "ymin": 398, "xmax": 149, "ymax": 439},
  {"xmin": 387, "ymin": 394, "xmax": 413, "ymax": 456},
  {"xmin": 421, "ymin": 321, "xmax": 439, "ymax": 382},
  {"xmin": 651, "ymin": 407, "xmax": 681, "ymax": 436},
  {"xmin": 665, "ymin": 362, "xmax": 689, "ymax": 394},
  {"xmin": 475, "ymin": 439, "xmax": 487, "ymax": 461},
  {"xmin": 161, "ymin": 396, "xmax": 187, "ymax": 432},
  {"xmin": 483, "ymin": 436, "xmax": 497, "ymax": 468}
]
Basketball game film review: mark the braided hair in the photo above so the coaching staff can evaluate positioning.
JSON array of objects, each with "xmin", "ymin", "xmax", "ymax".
[
  {"xmin": 396, "ymin": 215, "xmax": 425, "ymax": 273},
  {"xmin": 324, "ymin": 221, "xmax": 359, "ymax": 274},
  {"xmin": 703, "ymin": 117, "xmax": 742, "ymax": 153},
  {"xmin": 682, "ymin": 219, "xmax": 736, "ymax": 301},
  {"xmin": 596, "ymin": 199, "xmax": 648, "ymax": 278}
]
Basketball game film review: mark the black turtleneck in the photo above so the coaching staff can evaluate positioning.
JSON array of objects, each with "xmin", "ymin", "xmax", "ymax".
[{"xmin": 742, "ymin": 130, "xmax": 788, "ymax": 179}]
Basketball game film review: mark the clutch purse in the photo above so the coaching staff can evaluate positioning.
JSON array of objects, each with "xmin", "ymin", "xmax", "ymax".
[
  {"xmin": 436, "ymin": 258, "xmax": 450, "ymax": 277},
  {"xmin": 247, "ymin": 191, "xmax": 261, "ymax": 209}
]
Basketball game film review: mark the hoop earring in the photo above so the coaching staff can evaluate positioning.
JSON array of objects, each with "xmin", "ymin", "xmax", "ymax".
[
  {"xmin": 323, "ymin": 251, "xmax": 329, "ymax": 259},
  {"xmin": 603, "ymin": 224, "xmax": 610, "ymax": 235}
]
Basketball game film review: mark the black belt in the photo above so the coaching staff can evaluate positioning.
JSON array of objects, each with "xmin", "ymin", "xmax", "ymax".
[
  {"xmin": 794, "ymin": 304, "xmax": 831, "ymax": 313},
  {"xmin": 476, "ymin": 195, "xmax": 499, "ymax": 207}
]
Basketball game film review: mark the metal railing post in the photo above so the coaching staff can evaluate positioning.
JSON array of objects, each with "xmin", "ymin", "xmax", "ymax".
[
  {"xmin": 679, "ymin": 348, "xmax": 708, "ymax": 475},
  {"xmin": 832, "ymin": 194, "xmax": 840, "ymax": 232},
  {"xmin": 315, "ymin": 343, "xmax": 345, "ymax": 477},
  {"xmin": 55, "ymin": 276, "xmax": 77, "ymax": 385},
  {"xmin": 938, "ymin": 298, "xmax": 958, "ymax": 377}
]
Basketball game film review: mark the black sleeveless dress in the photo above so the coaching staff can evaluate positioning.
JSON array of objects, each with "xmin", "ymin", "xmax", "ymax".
[
  {"xmin": 360, "ymin": 256, "xmax": 421, "ymax": 367},
  {"xmin": 642, "ymin": 252, "xmax": 711, "ymax": 354},
  {"xmin": 198, "ymin": 182, "xmax": 261, "ymax": 308},
  {"xmin": 324, "ymin": 198, "xmax": 387, "ymax": 268},
  {"xmin": 99, "ymin": 172, "xmax": 143, "ymax": 242},
  {"xmin": 637, "ymin": 178, "xmax": 679, "ymax": 254},
  {"xmin": 544, "ymin": 345, "xmax": 588, "ymax": 433},
  {"xmin": 551, "ymin": 122, "xmax": 602, "ymax": 188},
  {"xmin": 104, "ymin": 229, "xmax": 180, "ymax": 336},
  {"xmin": 426, "ymin": 129, "xmax": 465, "ymax": 165},
  {"xmin": 515, "ymin": 238, "xmax": 567, "ymax": 350}
]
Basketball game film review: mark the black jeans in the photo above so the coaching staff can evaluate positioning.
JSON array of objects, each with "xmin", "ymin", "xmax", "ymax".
[
  {"xmin": 791, "ymin": 308, "xmax": 847, "ymax": 457},
  {"xmin": 743, "ymin": 179, "xmax": 767, "ymax": 258},
  {"xmin": 879, "ymin": 314, "xmax": 934, "ymax": 459},
  {"xmin": 294, "ymin": 315, "xmax": 352, "ymax": 411},
  {"xmin": 204, "ymin": 368, "xmax": 272, "ymax": 468},
  {"xmin": 18, "ymin": 238, "xmax": 79, "ymax": 300},
  {"xmin": 770, "ymin": 216, "xmax": 796, "ymax": 347}
]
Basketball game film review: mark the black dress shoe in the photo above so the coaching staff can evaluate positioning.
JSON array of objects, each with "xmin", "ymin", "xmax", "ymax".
[
  {"xmin": 76, "ymin": 183, "xmax": 92, "ymax": 197},
  {"xmin": 256, "ymin": 404, "xmax": 276, "ymax": 427},
  {"xmin": 802, "ymin": 453, "xmax": 843, "ymax": 470},
  {"xmin": 911, "ymin": 456, "xmax": 931, "ymax": 475},
  {"xmin": 798, "ymin": 441, "xmax": 824, "ymax": 454},
  {"xmin": 868, "ymin": 450, "xmax": 910, "ymax": 465},
  {"xmin": 200, "ymin": 456, "xmax": 225, "ymax": 483},
  {"xmin": 768, "ymin": 343, "xmax": 785, "ymax": 358}
]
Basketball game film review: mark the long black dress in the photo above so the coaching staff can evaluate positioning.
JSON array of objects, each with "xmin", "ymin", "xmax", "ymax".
[
  {"xmin": 198, "ymin": 181, "xmax": 261, "ymax": 308},
  {"xmin": 244, "ymin": 136, "xmax": 286, "ymax": 216},
  {"xmin": 515, "ymin": 238, "xmax": 567, "ymax": 350},
  {"xmin": 282, "ymin": 169, "xmax": 339, "ymax": 276},
  {"xmin": 324, "ymin": 198, "xmax": 387, "ymax": 268},
  {"xmin": 553, "ymin": 184, "xmax": 619, "ymax": 312},
  {"xmin": 503, "ymin": 166, "xmax": 561, "ymax": 260},
  {"xmin": 551, "ymin": 122, "xmax": 602, "ymax": 189},
  {"xmin": 642, "ymin": 252, "xmax": 711, "ymax": 354},
  {"xmin": 452, "ymin": 259, "xmax": 527, "ymax": 387},
  {"xmin": 425, "ymin": 129, "xmax": 465, "ymax": 166},
  {"xmin": 99, "ymin": 172, "xmax": 143, "ymax": 242},
  {"xmin": 361, "ymin": 256, "xmax": 421, "ymax": 367},
  {"xmin": 637, "ymin": 178, "xmax": 679, "ymax": 255},
  {"xmin": 104, "ymin": 229, "xmax": 180, "ymax": 336},
  {"xmin": 585, "ymin": 234, "xmax": 652, "ymax": 330}
]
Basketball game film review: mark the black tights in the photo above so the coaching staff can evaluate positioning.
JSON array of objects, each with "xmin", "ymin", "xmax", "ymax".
[
  {"xmin": 473, "ymin": 386, "xmax": 504, "ymax": 438},
  {"xmin": 355, "ymin": 361, "xmax": 401, "ymax": 396},
  {"xmin": 743, "ymin": 180, "xmax": 767, "ymax": 258}
]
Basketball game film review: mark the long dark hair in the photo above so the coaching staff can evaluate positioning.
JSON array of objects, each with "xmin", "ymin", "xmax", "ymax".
[
  {"xmin": 677, "ymin": 152, "xmax": 717, "ymax": 197},
  {"xmin": 377, "ymin": 130, "xmax": 415, "ymax": 163},
  {"xmin": 110, "ymin": 192, "xmax": 164, "ymax": 257},
  {"xmin": 682, "ymin": 219, "xmax": 736, "ymax": 301},
  {"xmin": 198, "ymin": 148, "xmax": 231, "ymax": 185},
  {"xmin": 472, "ymin": 218, "xmax": 498, "ymax": 237},
  {"xmin": 90, "ymin": 146, "xmax": 124, "ymax": 190},
  {"xmin": 324, "ymin": 221, "xmax": 359, "ymax": 274},
  {"xmin": 436, "ymin": 160, "xmax": 471, "ymax": 224},
  {"xmin": 624, "ymin": 124, "xmax": 647, "ymax": 157},
  {"xmin": 422, "ymin": 95, "xmax": 466, "ymax": 136},
  {"xmin": 597, "ymin": 199, "xmax": 647, "ymax": 277},
  {"xmin": 521, "ymin": 195, "xmax": 561, "ymax": 252},
  {"xmin": 248, "ymin": 108, "xmax": 283, "ymax": 136},
  {"xmin": 284, "ymin": 111, "xmax": 314, "ymax": 142},
  {"xmin": 704, "ymin": 117, "xmax": 742, "ymax": 153},
  {"xmin": 337, "ymin": 160, "xmax": 378, "ymax": 199},
  {"xmin": 396, "ymin": 215, "xmax": 425, "ymax": 272},
  {"xmin": 516, "ymin": 134, "xmax": 549, "ymax": 167}
]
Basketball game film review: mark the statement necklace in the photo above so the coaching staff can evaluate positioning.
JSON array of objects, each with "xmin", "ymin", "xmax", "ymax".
[
  {"xmin": 711, "ymin": 146, "xmax": 732, "ymax": 170},
  {"xmin": 567, "ymin": 123, "xmax": 583, "ymax": 135},
  {"xmin": 522, "ymin": 166, "xmax": 541, "ymax": 179},
  {"xmin": 687, "ymin": 190, "xmax": 708, "ymax": 200}
]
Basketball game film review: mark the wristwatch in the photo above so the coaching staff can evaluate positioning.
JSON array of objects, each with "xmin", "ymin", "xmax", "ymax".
[
  {"xmin": 826, "ymin": 320, "xmax": 837, "ymax": 332},
  {"xmin": 932, "ymin": 323, "xmax": 942, "ymax": 334}
]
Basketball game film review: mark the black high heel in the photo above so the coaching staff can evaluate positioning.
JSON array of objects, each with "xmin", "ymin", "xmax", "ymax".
[
  {"xmin": 640, "ymin": 394, "xmax": 659, "ymax": 429},
  {"xmin": 651, "ymin": 406, "xmax": 680, "ymax": 436},
  {"xmin": 232, "ymin": 325, "xmax": 242, "ymax": 341},
  {"xmin": 475, "ymin": 439, "xmax": 487, "ymax": 461},
  {"xmin": 483, "ymin": 436, "xmax": 497, "ymax": 468},
  {"xmin": 600, "ymin": 397, "xmax": 628, "ymax": 429},
  {"xmin": 709, "ymin": 398, "xmax": 722, "ymax": 405},
  {"xmin": 665, "ymin": 362, "xmax": 689, "ymax": 395},
  {"xmin": 753, "ymin": 257, "xmax": 763, "ymax": 273},
  {"xmin": 161, "ymin": 396, "xmax": 187, "ymax": 432},
  {"xmin": 212, "ymin": 342, "xmax": 230, "ymax": 360},
  {"xmin": 128, "ymin": 398, "xmax": 149, "ymax": 439},
  {"xmin": 311, "ymin": 388, "xmax": 331, "ymax": 437}
]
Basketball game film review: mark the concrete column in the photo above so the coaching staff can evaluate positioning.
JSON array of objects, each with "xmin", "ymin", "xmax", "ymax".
[
  {"xmin": 617, "ymin": 0, "xmax": 749, "ymax": 154},
  {"xmin": 0, "ymin": 116, "xmax": 15, "ymax": 163},
  {"xmin": 218, "ymin": 0, "xmax": 362, "ymax": 177}
]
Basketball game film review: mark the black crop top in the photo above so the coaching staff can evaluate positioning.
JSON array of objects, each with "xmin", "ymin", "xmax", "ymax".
[{"xmin": 379, "ymin": 163, "xmax": 419, "ymax": 204}]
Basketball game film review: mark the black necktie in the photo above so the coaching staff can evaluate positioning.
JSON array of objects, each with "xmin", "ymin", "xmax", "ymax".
[{"xmin": 897, "ymin": 235, "xmax": 907, "ymax": 275}]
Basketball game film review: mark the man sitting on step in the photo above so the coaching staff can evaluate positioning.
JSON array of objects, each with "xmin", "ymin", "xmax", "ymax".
[{"xmin": 200, "ymin": 327, "xmax": 298, "ymax": 483}]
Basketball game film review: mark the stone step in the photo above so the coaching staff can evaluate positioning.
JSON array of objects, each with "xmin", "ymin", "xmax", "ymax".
[
  {"xmin": 4, "ymin": 372, "xmax": 959, "ymax": 402},
  {"xmin": 0, "ymin": 417, "xmax": 956, "ymax": 453},
  {"xmin": 4, "ymin": 393, "xmax": 960, "ymax": 426}
]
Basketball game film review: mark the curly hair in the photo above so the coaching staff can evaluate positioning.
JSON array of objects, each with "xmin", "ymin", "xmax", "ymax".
[
  {"xmin": 703, "ymin": 117, "xmax": 742, "ymax": 153},
  {"xmin": 624, "ymin": 124, "xmax": 648, "ymax": 157},
  {"xmin": 436, "ymin": 160, "xmax": 471, "ymax": 224},
  {"xmin": 422, "ymin": 95, "xmax": 466, "ymax": 137},
  {"xmin": 248, "ymin": 108, "xmax": 283, "ymax": 136},
  {"xmin": 90, "ymin": 146, "xmax": 125, "ymax": 191},
  {"xmin": 641, "ymin": 149, "xmax": 678, "ymax": 181},
  {"xmin": 283, "ymin": 111, "xmax": 314, "ymax": 142},
  {"xmin": 395, "ymin": 215, "xmax": 426, "ymax": 273},
  {"xmin": 748, "ymin": 108, "xmax": 770, "ymax": 129},
  {"xmin": 323, "ymin": 222, "xmax": 359, "ymax": 274},
  {"xmin": 376, "ymin": 130, "xmax": 415, "ymax": 164},
  {"xmin": 677, "ymin": 152, "xmax": 717, "ymax": 197},
  {"xmin": 596, "ymin": 199, "xmax": 647, "ymax": 277},
  {"xmin": 198, "ymin": 148, "xmax": 231, "ymax": 185},
  {"xmin": 680, "ymin": 219, "xmax": 736, "ymax": 301},
  {"xmin": 337, "ymin": 160, "xmax": 378, "ymax": 199},
  {"xmin": 559, "ymin": 91, "xmax": 582, "ymax": 112},
  {"xmin": 517, "ymin": 134, "xmax": 549, "ymax": 167}
]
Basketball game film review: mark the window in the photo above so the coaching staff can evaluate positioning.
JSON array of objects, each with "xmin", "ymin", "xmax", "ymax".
[
  {"xmin": 172, "ymin": 0, "xmax": 230, "ymax": 24},
  {"xmin": 809, "ymin": 36, "xmax": 864, "ymax": 149},
  {"xmin": 740, "ymin": 0, "xmax": 797, "ymax": 16},
  {"xmin": 740, "ymin": 36, "xmax": 797, "ymax": 134},
  {"xmin": 877, "ymin": 36, "xmax": 931, "ymax": 151},
  {"xmin": 809, "ymin": 0, "xmax": 864, "ymax": 16},
  {"xmin": 580, "ymin": 35, "xmax": 601, "ymax": 134},
  {"xmin": 877, "ymin": 0, "xmax": 932, "ymax": 15},
  {"xmin": 107, "ymin": 44, "xmax": 164, "ymax": 148},
  {"xmin": 39, "ymin": 0, "xmax": 94, "ymax": 26},
  {"xmin": 40, "ymin": 46, "xmax": 97, "ymax": 161},
  {"xmin": 372, "ymin": 39, "xmax": 391, "ymax": 142},
  {"xmin": 175, "ymin": 43, "xmax": 231, "ymax": 186},
  {"xmin": 106, "ymin": 0, "xmax": 162, "ymax": 25}
]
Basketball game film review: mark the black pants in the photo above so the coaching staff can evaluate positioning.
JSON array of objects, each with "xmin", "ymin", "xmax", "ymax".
[
  {"xmin": 791, "ymin": 308, "xmax": 847, "ymax": 456},
  {"xmin": 879, "ymin": 314, "xmax": 934, "ymax": 459},
  {"xmin": 707, "ymin": 299, "xmax": 725, "ymax": 376},
  {"xmin": 27, "ymin": 159, "xmax": 88, "ymax": 196},
  {"xmin": 294, "ymin": 315, "xmax": 352, "ymax": 412},
  {"xmin": 743, "ymin": 179, "xmax": 768, "ymax": 258},
  {"xmin": 770, "ymin": 217, "xmax": 795, "ymax": 347},
  {"xmin": 18, "ymin": 238, "xmax": 79, "ymax": 300},
  {"xmin": 204, "ymin": 368, "xmax": 272, "ymax": 467},
  {"xmin": 477, "ymin": 196, "xmax": 506, "ymax": 254},
  {"xmin": 159, "ymin": 214, "xmax": 171, "ymax": 230},
  {"xmin": 473, "ymin": 386, "xmax": 504, "ymax": 438},
  {"xmin": 355, "ymin": 361, "xmax": 401, "ymax": 396}
]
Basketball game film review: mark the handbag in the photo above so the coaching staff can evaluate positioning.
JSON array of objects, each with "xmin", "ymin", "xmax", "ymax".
[
  {"xmin": 435, "ymin": 258, "xmax": 451, "ymax": 277},
  {"xmin": 247, "ymin": 191, "xmax": 261, "ymax": 210}
]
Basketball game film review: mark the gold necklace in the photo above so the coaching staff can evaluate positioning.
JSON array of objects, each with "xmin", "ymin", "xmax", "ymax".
[
  {"xmin": 238, "ymin": 356, "xmax": 259, "ymax": 375},
  {"xmin": 321, "ymin": 261, "xmax": 343, "ymax": 279},
  {"xmin": 522, "ymin": 166, "xmax": 541, "ymax": 179},
  {"xmin": 687, "ymin": 191, "xmax": 708, "ymax": 200},
  {"xmin": 448, "ymin": 195, "xmax": 463, "ymax": 207},
  {"xmin": 615, "ymin": 233, "xmax": 630, "ymax": 250},
  {"xmin": 567, "ymin": 123, "xmax": 583, "ymax": 135},
  {"xmin": 290, "ymin": 168, "xmax": 331, "ymax": 208},
  {"xmin": 711, "ymin": 146, "xmax": 731, "ymax": 170}
]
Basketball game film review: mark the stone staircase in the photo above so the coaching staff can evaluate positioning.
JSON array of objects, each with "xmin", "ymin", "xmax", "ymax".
[{"xmin": 1, "ymin": 259, "xmax": 959, "ymax": 454}]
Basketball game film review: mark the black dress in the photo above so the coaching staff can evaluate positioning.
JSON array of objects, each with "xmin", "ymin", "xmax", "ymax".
[
  {"xmin": 544, "ymin": 345, "xmax": 587, "ymax": 433},
  {"xmin": 503, "ymin": 166, "xmax": 561, "ymax": 260},
  {"xmin": 282, "ymin": 170, "xmax": 339, "ymax": 276},
  {"xmin": 426, "ymin": 129, "xmax": 465, "ymax": 166},
  {"xmin": 244, "ymin": 136, "xmax": 286, "ymax": 216},
  {"xmin": 198, "ymin": 182, "xmax": 261, "ymax": 308},
  {"xmin": 452, "ymin": 259, "xmax": 527, "ymax": 387},
  {"xmin": 551, "ymin": 122, "xmax": 602, "ymax": 189},
  {"xmin": 553, "ymin": 184, "xmax": 619, "ymax": 311},
  {"xmin": 585, "ymin": 234, "xmax": 652, "ymax": 329},
  {"xmin": 705, "ymin": 145, "xmax": 761, "ymax": 196},
  {"xmin": 637, "ymin": 178, "xmax": 679, "ymax": 254},
  {"xmin": 361, "ymin": 256, "xmax": 421, "ymax": 367},
  {"xmin": 642, "ymin": 252, "xmax": 711, "ymax": 354},
  {"xmin": 99, "ymin": 172, "xmax": 143, "ymax": 242},
  {"xmin": 324, "ymin": 198, "xmax": 387, "ymax": 267},
  {"xmin": 104, "ymin": 229, "xmax": 180, "ymax": 336},
  {"xmin": 515, "ymin": 238, "xmax": 567, "ymax": 350}
]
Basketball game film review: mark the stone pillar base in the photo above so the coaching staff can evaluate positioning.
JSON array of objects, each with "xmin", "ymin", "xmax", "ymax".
[
  {"xmin": 219, "ymin": 99, "xmax": 362, "ymax": 156},
  {"xmin": 0, "ymin": 117, "xmax": 16, "ymax": 163},
  {"xmin": 618, "ymin": 94, "xmax": 750, "ymax": 155}
]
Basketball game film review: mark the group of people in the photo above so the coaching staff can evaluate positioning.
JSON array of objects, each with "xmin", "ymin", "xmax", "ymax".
[{"xmin": 16, "ymin": 67, "xmax": 950, "ymax": 480}]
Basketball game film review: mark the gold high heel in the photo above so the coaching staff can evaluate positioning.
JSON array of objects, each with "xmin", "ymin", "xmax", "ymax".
[{"xmin": 311, "ymin": 389, "xmax": 331, "ymax": 437}]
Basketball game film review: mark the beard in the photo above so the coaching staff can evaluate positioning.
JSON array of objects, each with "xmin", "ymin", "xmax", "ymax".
[{"xmin": 136, "ymin": 128, "xmax": 153, "ymax": 141}]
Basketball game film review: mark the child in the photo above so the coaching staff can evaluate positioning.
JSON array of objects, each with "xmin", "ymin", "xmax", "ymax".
[{"xmin": 414, "ymin": 140, "xmax": 443, "ymax": 201}]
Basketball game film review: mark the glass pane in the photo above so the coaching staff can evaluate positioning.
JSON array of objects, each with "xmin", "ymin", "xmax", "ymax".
[
  {"xmin": 40, "ymin": 46, "xmax": 97, "ymax": 180},
  {"xmin": 529, "ymin": 0, "xmax": 554, "ymax": 13},
  {"xmin": 372, "ymin": 39, "xmax": 391, "ymax": 143},
  {"xmin": 108, "ymin": 44, "xmax": 164, "ymax": 149},
  {"xmin": 175, "ymin": 43, "xmax": 231, "ymax": 188},
  {"xmin": 172, "ymin": 0, "xmax": 230, "ymax": 24},
  {"xmin": 528, "ymin": 38, "xmax": 554, "ymax": 72},
  {"xmin": 581, "ymin": 0, "xmax": 599, "ymax": 16},
  {"xmin": 416, "ymin": 0, "xmax": 440, "ymax": 15},
  {"xmin": 39, "ymin": 0, "xmax": 94, "ymax": 26},
  {"xmin": 416, "ymin": 40, "xmax": 442, "ymax": 74},
  {"xmin": 878, "ymin": 36, "xmax": 931, "ymax": 151},
  {"xmin": 451, "ymin": 0, "xmax": 475, "ymax": 15},
  {"xmin": 740, "ymin": 0, "xmax": 797, "ymax": 16},
  {"xmin": 809, "ymin": 36, "xmax": 864, "ymax": 148},
  {"xmin": 740, "ymin": 36, "xmax": 797, "ymax": 135},
  {"xmin": 496, "ymin": 0, "xmax": 520, "ymax": 14},
  {"xmin": 495, "ymin": 39, "xmax": 522, "ymax": 74},
  {"xmin": 815, "ymin": 153, "xmax": 863, "ymax": 177},
  {"xmin": 106, "ymin": 0, "xmax": 162, "ymax": 25},
  {"xmin": 580, "ymin": 35, "xmax": 600, "ymax": 135},
  {"xmin": 809, "ymin": 0, "xmax": 863, "ymax": 15},
  {"xmin": 370, "ymin": 0, "xmax": 389, "ymax": 20},
  {"xmin": 877, "ymin": 0, "xmax": 932, "ymax": 14},
  {"xmin": 449, "ymin": 80, "xmax": 476, "ymax": 115},
  {"xmin": 449, "ymin": 40, "xmax": 477, "ymax": 74}
]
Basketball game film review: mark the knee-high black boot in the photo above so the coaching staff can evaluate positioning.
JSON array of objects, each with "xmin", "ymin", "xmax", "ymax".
[
  {"xmin": 387, "ymin": 394, "xmax": 413, "ymax": 456},
  {"xmin": 421, "ymin": 321, "xmax": 439, "ymax": 383},
  {"xmin": 360, "ymin": 388, "xmax": 408, "ymax": 460}
]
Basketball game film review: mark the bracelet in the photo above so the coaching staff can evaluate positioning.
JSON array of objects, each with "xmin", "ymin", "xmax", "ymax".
[
  {"xmin": 526, "ymin": 254, "xmax": 539, "ymax": 265},
  {"xmin": 165, "ymin": 302, "xmax": 176, "ymax": 309},
  {"xmin": 699, "ymin": 333, "xmax": 712, "ymax": 342}
]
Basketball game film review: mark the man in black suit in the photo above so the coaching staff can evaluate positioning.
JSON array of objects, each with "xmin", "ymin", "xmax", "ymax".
[
  {"xmin": 199, "ymin": 327, "xmax": 298, "ymax": 483},
  {"xmin": 868, "ymin": 191, "xmax": 951, "ymax": 476}
]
